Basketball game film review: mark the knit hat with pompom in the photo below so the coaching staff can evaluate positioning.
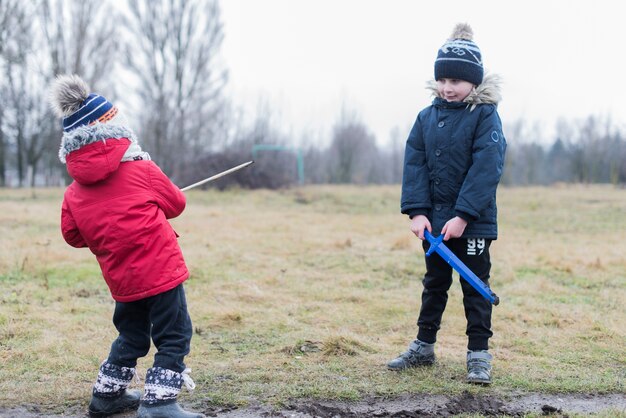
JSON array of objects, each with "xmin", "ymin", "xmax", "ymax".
[
  {"xmin": 49, "ymin": 74, "xmax": 118, "ymax": 132},
  {"xmin": 434, "ymin": 23, "xmax": 483, "ymax": 86}
]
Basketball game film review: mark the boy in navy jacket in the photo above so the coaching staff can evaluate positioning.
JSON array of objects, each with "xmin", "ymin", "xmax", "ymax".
[{"xmin": 388, "ymin": 23, "xmax": 506, "ymax": 385}]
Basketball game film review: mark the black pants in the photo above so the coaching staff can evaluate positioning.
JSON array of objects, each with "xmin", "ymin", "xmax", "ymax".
[
  {"xmin": 107, "ymin": 284, "xmax": 192, "ymax": 373},
  {"xmin": 417, "ymin": 238, "xmax": 493, "ymax": 351}
]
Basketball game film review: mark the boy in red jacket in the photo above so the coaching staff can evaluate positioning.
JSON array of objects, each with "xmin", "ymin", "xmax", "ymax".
[{"xmin": 50, "ymin": 75, "xmax": 204, "ymax": 418}]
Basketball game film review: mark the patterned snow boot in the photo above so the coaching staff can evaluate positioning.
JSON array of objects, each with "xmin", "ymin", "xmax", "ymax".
[
  {"xmin": 88, "ymin": 361, "xmax": 141, "ymax": 417},
  {"xmin": 387, "ymin": 339, "xmax": 436, "ymax": 370},
  {"xmin": 137, "ymin": 367, "xmax": 205, "ymax": 418},
  {"xmin": 466, "ymin": 350, "xmax": 492, "ymax": 385}
]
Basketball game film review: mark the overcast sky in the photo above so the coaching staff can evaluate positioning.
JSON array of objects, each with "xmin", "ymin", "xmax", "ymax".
[{"xmin": 220, "ymin": 0, "xmax": 623, "ymax": 145}]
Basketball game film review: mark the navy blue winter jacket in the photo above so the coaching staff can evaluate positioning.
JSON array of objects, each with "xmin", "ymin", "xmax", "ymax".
[{"xmin": 401, "ymin": 76, "xmax": 506, "ymax": 239}]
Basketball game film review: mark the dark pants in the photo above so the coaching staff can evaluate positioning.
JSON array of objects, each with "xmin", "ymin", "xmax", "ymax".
[
  {"xmin": 417, "ymin": 238, "xmax": 493, "ymax": 351},
  {"xmin": 107, "ymin": 284, "xmax": 192, "ymax": 373}
]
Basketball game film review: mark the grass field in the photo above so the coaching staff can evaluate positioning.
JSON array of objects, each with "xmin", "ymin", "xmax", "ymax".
[{"xmin": 0, "ymin": 185, "xmax": 624, "ymax": 413}]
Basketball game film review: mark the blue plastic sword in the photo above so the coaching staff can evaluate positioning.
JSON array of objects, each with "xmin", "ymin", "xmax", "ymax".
[{"xmin": 424, "ymin": 230, "xmax": 500, "ymax": 306}]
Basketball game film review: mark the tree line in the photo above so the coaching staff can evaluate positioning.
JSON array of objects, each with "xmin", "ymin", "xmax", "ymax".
[{"xmin": 1, "ymin": 0, "xmax": 625, "ymax": 189}]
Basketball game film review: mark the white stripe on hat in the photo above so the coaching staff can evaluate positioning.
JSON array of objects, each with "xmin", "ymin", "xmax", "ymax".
[
  {"xmin": 64, "ymin": 95, "xmax": 102, "ymax": 119},
  {"xmin": 64, "ymin": 100, "xmax": 109, "ymax": 130}
]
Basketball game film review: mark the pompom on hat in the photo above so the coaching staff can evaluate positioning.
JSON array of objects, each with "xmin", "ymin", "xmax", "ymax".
[
  {"xmin": 50, "ymin": 74, "xmax": 150, "ymax": 164},
  {"xmin": 434, "ymin": 23, "xmax": 483, "ymax": 86},
  {"xmin": 49, "ymin": 74, "xmax": 119, "ymax": 132}
]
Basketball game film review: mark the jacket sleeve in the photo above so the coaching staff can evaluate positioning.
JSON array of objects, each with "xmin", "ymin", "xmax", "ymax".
[
  {"xmin": 401, "ymin": 113, "xmax": 432, "ymax": 218},
  {"xmin": 61, "ymin": 198, "xmax": 87, "ymax": 248},
  {"xmin": 149, "ymin": 162, "xmax": 186, "ymax": 219},
  {"xmin": 455, "ymin": 105, "xmax": 507, "ymax": 220}
]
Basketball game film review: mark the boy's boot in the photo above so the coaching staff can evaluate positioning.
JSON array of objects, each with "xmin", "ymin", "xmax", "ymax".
[
  {"xmin": 466, "ymin": 350, "xmax": 492, "ymax": 385},
  {"xmin": 88, "ymin": 361, "xmax": 141, "ymax": 417},
  {"xmin": 387, "ymin": 339, "xmax": 436, "ymax": 370},
  {"xmin": 137, "ymin": 367, "xmax": 205, "ymax": 418}
]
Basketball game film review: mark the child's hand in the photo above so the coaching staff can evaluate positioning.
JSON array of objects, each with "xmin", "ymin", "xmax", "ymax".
[
  {"xmin": 441, "ymin": 216, "xmax": 468, "ymax": 241},
  {"xmin": 410, "ymin": 215, "xmax": 432, "ymax": 241}
]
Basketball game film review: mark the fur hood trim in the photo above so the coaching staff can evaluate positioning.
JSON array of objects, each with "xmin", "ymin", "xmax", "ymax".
[
  {"xmin": 59, "ymin": 123, "xmax": 138, "ymax": 163},
  {"xmin": 426, "ymin": 73, "xmax": 502, "ymax": 111}
]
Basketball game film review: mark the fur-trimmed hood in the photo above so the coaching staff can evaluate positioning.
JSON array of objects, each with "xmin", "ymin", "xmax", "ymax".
[
  {"xmin": 59, "ymin": 123, "xmax": 150, "ymax": 185},
  {"xmin": 426, "ymin": 73, "xmax": 502, "ymax": 111},
  {"xmin": 58, "ymin": 123, "xmax": 142, "ymax": 163}
]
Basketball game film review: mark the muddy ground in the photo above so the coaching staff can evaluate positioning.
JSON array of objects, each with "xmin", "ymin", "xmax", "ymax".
[{"xmin": 1, "ymin": 392, "xmax": 625, "ymax": 417}]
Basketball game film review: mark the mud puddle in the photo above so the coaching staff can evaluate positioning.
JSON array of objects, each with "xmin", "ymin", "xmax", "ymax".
[{"xmin": 1, "ymin": 392, "xmax": 624, "ymax": 417}]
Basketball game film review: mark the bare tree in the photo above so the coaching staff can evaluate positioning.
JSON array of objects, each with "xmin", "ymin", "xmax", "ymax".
[
  {"xmin": 37, "ymin": 0, "xmax": 119, "ymax": 187},
  {"xmin": 0, "ymin": 0, "xmax": 25, "ymax": 186},
  {"xmin": 4, "ymin": 38, "xmax": 61, "ymax": 188},
  {"xmin": 40, "ymin": 0, "xmax": 120, "ymax": 90},
  {"xmin": 2, "ymin": 1, "xmax": 35, "ymax": 186},
  {"xmin": 388, "ymin": 126, "xmax": 405, "ymax": 183},
  {"xmin": 0, "ymin": 0, "xmax": 121, "ymax": 187},
  {"xmin": 501, "ymin": 119, "xmax": 546, "ymax": 185},
  {"xmin": 546, "ymin": 138, "xmax": 570, "ymax": 183},
  {"xmin": 327, "ymin": 108, "xmax": 380, "ymax": 184},
  {"xmin": 616, "ymin": 131, "xmax": 626, "ymax": 186},
  {"xmin": 37, "ymin": 0, "xmax": 121, "ymax": 185},
  {"xmin": 124, "ymin": 0, "xmax": 228, "ymax": 181}
]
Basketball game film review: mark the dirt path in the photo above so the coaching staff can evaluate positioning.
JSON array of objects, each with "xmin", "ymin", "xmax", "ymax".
[{"xmin": 1, "ymin": 392, "xmax": 625, "ymax": 417}]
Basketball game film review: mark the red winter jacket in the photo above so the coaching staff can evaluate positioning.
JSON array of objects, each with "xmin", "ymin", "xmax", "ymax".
[{"xmin": 60, "ymin": 136, "xmax": 189, "ymax": 302}]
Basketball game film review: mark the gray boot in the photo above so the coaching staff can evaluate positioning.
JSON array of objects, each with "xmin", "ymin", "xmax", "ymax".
[
  {"xmin": 88, "ymin": 361, "xmax": 140, "ymax": 417},
  {"xmin": 467, "ymin": 350, "xmax": 492, "ymax": 384},
  {"xmin": 138, "ymin": 366, "xmax": 205, "ymax": 418},
  {"xmin": 138, "ymin": 401, "xmax": 205, "ymax": 418},
  {"xmin": 387, "ymin": 339, "xmax": 436, "ymax": 370}
]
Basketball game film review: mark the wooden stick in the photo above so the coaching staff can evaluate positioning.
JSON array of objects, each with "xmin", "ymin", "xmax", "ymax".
[{"xmin": 180, "ymin": 160, "xmax": 254, "ymax": 192}]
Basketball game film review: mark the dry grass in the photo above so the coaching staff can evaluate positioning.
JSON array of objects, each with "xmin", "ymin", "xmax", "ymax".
[{"xmin": 0, "ymin": 185, "xmax": 625, "ymax": 411}]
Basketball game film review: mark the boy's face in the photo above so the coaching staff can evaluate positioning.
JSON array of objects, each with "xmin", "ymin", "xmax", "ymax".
[{"xmin": 436, "ymin": 78, "xmax": 474, "ymax": 102}]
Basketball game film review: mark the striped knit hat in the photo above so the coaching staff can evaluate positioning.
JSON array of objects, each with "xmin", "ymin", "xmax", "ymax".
[
  {"xmin": 434, "ymin": 23, "xmax": 483, "ymax": 86},
  {"xmin": 49, "ymin": 75, "xmax": 119, "ymax": 132}
]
